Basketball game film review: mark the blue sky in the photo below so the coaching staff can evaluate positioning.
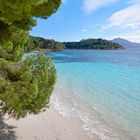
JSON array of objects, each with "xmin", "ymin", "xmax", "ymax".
[{"xmin": 30, "ymin": 0, "xmax": 140, "ymax": 42}]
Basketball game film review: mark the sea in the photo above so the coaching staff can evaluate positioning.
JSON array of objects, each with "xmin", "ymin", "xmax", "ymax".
[{"xmin": 47, "ymin": 48, "xmax": 140, "ymax": 140}]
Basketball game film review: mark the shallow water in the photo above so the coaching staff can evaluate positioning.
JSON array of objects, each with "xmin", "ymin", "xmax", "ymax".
[{"xmin": 47, "ymin": 49, "xmax": 140, "ymax": 140}]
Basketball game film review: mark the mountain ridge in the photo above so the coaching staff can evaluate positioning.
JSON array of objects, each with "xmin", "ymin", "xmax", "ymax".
[{"xmin": 112, "ymin": 38, "xmax": 140, "ymax": 49}]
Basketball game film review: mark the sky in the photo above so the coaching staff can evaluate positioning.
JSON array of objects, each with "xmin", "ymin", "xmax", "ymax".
[{"xmin": 30, "ymin": 0, "xmax": 140, "ymax": 43}]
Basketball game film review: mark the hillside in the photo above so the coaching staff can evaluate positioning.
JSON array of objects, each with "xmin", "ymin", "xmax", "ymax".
[
  {"xmin": 64, "ymin": 39, "xmax": 124, "ymax": 50},
  {"xmin": 26, "ymin": 36, "xmax": 65, "ymax": 52},
  {"xmin": 112, "ymin": 38, "xmax": 140, "ymax": 49}
]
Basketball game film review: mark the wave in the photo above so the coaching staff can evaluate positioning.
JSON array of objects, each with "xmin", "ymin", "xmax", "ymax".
[{"xmin": 51, "ymin": 82, "xmax": 136, "ymax": 140}]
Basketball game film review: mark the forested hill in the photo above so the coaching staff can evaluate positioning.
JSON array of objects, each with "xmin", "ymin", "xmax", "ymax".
[
  {"xmin": 26, "ymin": 36, "xmax": 65, "ymax": 52},
  {"xmin": 64, "ymin": 39, "xmax": 124, "ymax": 50},
  {"xmin": 27, "ymin": 37, "xmax": 124, "ymax": 52}
]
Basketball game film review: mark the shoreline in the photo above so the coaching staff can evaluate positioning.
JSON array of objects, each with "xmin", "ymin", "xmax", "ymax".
[
  {"xmin": 5, "ymin": 81, "xmax": 137, "ymax": 140},
  {"xmin": 5, "ymin": 83, "xmax": 101, "ymax": 140},
  {"xmin": 6, "ymin": 99, "xmax": 100, "ymax": 140}
]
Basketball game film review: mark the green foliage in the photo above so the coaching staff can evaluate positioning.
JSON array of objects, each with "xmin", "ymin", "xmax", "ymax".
[
  {"xmin": 26, "ymin": 36, "xmax": 65, "ymax": 51},
  {"xmin": 0, "ymin": 54, "xmax": 56, "ymax": 119},
  {"xmin": 26, "ymin": 36, "xmax": 45, "ymax": 50},
  {"xmin": 0, "ymin": 0, "xmax": 61, "ymax": 118},
  {"xmin": 64, "ymin": 39, "xmax": 124, "ymax": 50}
]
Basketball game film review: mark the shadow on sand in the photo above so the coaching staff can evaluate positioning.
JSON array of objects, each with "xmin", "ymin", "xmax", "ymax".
[{"xmin": 0, "ymin": 115, "xmax": 17, "ymax": 140}]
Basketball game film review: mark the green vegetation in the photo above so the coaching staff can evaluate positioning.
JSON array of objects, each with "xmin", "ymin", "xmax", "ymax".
[
  {"xmin": 26, "ymin": 36, "xmax": 65, "ymax": 52},
  {"xmin": 26, "ymin": 37, "xmax": 123, "ymax": 52},
  {"xmin": 64, "ymin": 39, "xmax": 124, "ymax": 50},
  {"xmin": 0, "ymin": 0, "xmax": 61, "ymax": 119}
]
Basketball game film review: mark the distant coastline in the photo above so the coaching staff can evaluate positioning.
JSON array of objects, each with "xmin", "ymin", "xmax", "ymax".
[
  {"xmin": 27, "ymin": 36, "xmax": 124, "ymax": 53},
  {"xmin": 64, "ymin": 38, "xmax": 124, "ymax": 50}
]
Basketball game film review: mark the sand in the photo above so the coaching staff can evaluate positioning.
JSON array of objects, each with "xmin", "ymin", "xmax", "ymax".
[{"xmin": 6, "ymin": 101, "xmax": 100, "ymax": 140}]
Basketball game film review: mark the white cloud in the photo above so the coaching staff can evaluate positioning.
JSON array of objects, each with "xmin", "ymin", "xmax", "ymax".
[
  {"xmin": 83, "ymin": 0, "xmax": 118, "ymax": 14},
  {"xmin": 108, "ymin": 1, "xmax": 140, "ymax": 28},
  {"xmin": 81, "ymin": 29, "xmax": 88, "ymax": 32},
  {"xmin": 123, "ymin": 22, "xmax": 140, "ymax": 29}
]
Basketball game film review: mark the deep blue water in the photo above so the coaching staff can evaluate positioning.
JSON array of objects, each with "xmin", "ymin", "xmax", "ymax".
[{"xmin": 46, "ymin": 49, "xmax": 140, "ymax": 139}]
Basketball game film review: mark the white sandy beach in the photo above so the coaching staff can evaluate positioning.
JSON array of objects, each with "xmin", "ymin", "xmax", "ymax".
[
  {"xmin": 6, "ymin": 84, "xmax": 100, "ymax": 140},
  {"xmin": 6, "ymin": 101, "xmax": 100, "ymax": 140}
]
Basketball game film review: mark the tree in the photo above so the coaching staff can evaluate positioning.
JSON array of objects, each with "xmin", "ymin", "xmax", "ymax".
[
  {"xmin": 26, "ymin": 36, "xmax": 65, "ymax": 52},
  {"xmin": 0, "ymin": 0, "xmax": 61, "ymax": 119}
]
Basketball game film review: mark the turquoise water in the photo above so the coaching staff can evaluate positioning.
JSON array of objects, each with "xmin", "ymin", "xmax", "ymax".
[{"xmin": 47, "ymin": 49, "xmax": 140, "ymax": 139}]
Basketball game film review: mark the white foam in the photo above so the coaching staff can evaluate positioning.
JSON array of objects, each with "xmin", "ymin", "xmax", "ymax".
[{"xmin": 52, "ymin": 96, "xmax": 118, "ymax": 140}]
